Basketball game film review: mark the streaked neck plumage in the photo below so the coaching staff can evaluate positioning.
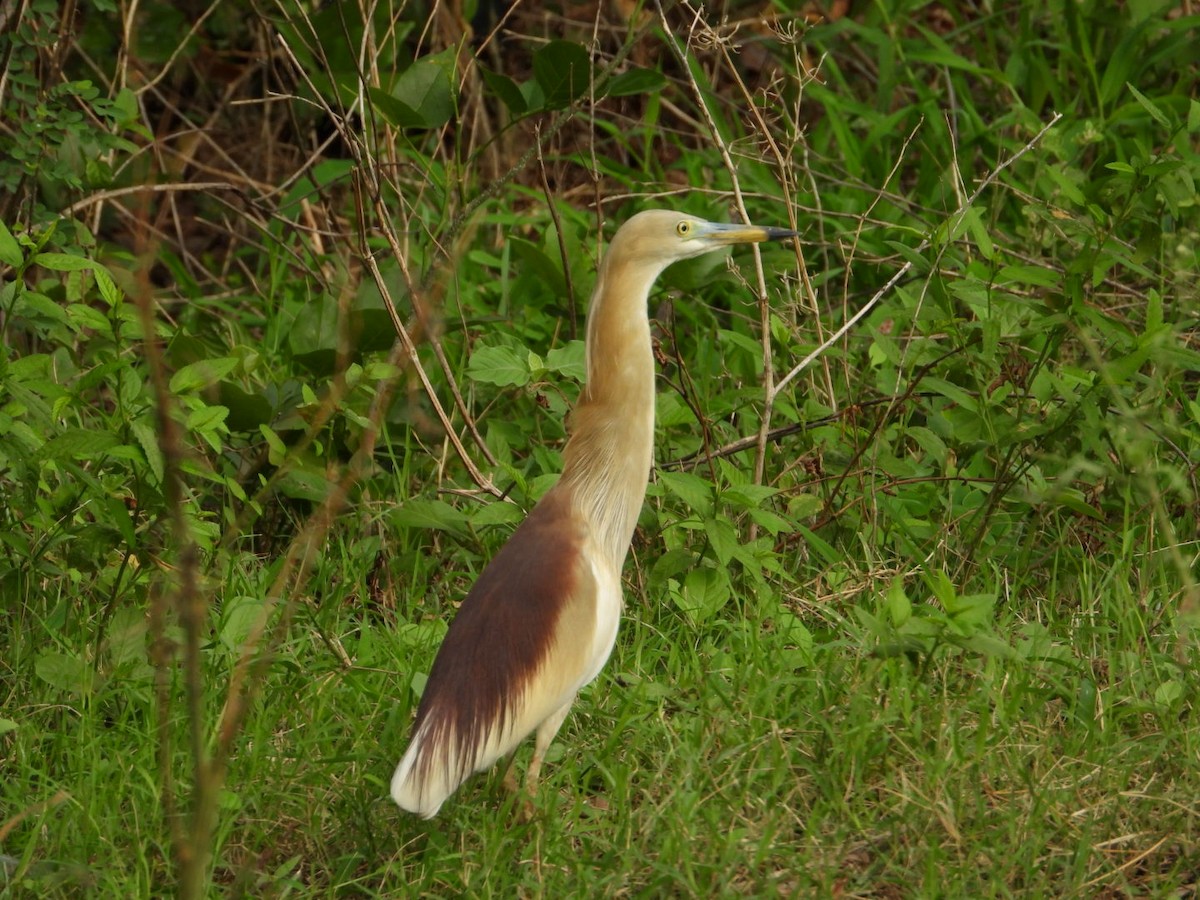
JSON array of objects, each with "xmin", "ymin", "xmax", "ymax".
[{"xmin": 557, "ymin": 236, "xmax": 670, "ymax": 569}]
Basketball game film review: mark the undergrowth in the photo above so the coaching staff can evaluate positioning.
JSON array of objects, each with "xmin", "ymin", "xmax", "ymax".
[{"xmin": 1, "ymin": 0, "xmax": 1197, "ymax": 895}]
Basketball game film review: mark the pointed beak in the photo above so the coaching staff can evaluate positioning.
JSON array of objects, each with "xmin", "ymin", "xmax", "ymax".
[{"xmin": 699, "ymin": 221, "xmax": 799, "ymax": 246}]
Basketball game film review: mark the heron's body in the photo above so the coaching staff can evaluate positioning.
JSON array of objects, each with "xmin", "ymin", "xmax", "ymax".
[{"xmin": 391, "ymin": 210, "xmax": 794, "ymax": 818}]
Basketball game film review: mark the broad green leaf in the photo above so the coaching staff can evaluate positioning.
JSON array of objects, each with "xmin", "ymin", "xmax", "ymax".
[
  {"xmin": 94, "ymin": 266, "xmax": 122, "ymax": 307},
  {"xmin": 480, "ymin": 66, "xmax": 527, "ymax": 114},
  {"xmin": 923, "ymin": 377, "xmax": 979, "ymax": 412},
  {"xmin": 132, "ymin": 419, "xmax": 164, "ymax": 484},
  {"xmin": 507, "ymin": 236, "xmax": 565, "ymax": 294},
  {"xmin": 397, "ymin": 48, "xmax": 456, "ymax": 126},
  {"xmin": 924, "ymin": 568, "xmax": 957, "ymax": 608},
  {"xmin": 961, "ymin": 633, "xmax": 1016, "ymax": 660},
  {"xmin": 649, "ymin": 548, "xmax": 697, "ymax": 591},
  {"xmin": 66, "ymin": 303, "xmax": 112, "ymax": 336},
  {"xmin": 468, "ymin": 344, "xmax": 531, "ymax": 387},
  {"xmin": 275, "ymin": 467, "xmax": 333, "ymax": 502},
  {"xmin": 32, "ymin": 251, "xmax": 98, "ymax": 272},
  {"xmin": 722, "ymin": 483, "xmax": 779, "ymax": 508},
  {"xmin": 1154, "ymin": 679, "xmax": 1184, "ymax": 709},
  {"xmin": 677, "ymin": 567, "xmax": 730, "ymax": 623},
  {"xmin": 775, "ymin": 611, "xmax": 814, "ymax": 668},
  {"xmin": 704, "ymin": 517, "xmax": 738, "ymax": 566},
  {"xmin": 35, "ymin": 652, "xmax": 95, "ymax": 695},
  {"xmin": 885, "ymin": 578, "xmax": 912, "ymax": 627},
  {"xmin": 606, "ymin": 67, "xmax": 667, "ymax": 97},
  {"xmin": 16, "ymin": 291, "xmax": 68, "ymax": 324},
  {"xmin": 170, "ymin": 357, "xmax": 240, "ymax": 393},
  {"xmin": 949, "ymin": 593, "xmax": 995, "ymax": 629},
  {"xmin": 744, "ymin": 506, "xmax": 792, "ymax": 535},
  {"xmin": 186, "ymin": 404, "xmax": 230, "ymax": 433},
  {"xmin": 544, "ymin": 342, "xmax": 586, "ymax": 381},
  {"xmin": 0, "ymin": 219, "xmax": 22, "ymax": 267},
  {"xmin": 533, "ymin": 40, "xmax": 590, "ymax": 109},
  {"xmin": 391, "ymin": 499, "xmax": 469, "ymax": 535},
  {"xmin": 259, "ymin": 424, "xmax": 288, "ymax": 466},
  {"xmin": 105, "ymin": 606, "xmax": 148, "ymax": 667},
  {"xmin": 996, "ymin": 264, "xmax": 1061, "ymax": 289},
  {"xmin": 469, "ymin": 500, "xmax": 524, "ymax": 526},
  {"xmin": 43, "ymin": 427, "xmax": 120, "ymax": 460},
  {"xmin": 657, "ymin": 470, "xmax": 713, "ymax": 517},
  {"xmin": 221, "ymin": 596, "xmax": 266, "ymax": 651}
]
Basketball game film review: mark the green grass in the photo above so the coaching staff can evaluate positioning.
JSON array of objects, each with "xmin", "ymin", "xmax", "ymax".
[
  {"xmin": 12, "ymin": 552, "xmax": 1195, "ymax": 895},
  {"xmin": 3, "ymin": 0, "xmax": 1199, "ymax": 895}
]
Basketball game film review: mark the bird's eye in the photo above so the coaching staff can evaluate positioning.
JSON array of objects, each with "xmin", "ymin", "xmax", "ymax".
[{"xmin": 676, "ymin": 220, "xmax": 692, "ymax": 237}]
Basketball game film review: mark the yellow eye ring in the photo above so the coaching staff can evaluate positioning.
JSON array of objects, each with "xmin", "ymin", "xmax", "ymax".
[{"xmin": 675, "ymin": 220, "xmax": 692, "ymax": 237}]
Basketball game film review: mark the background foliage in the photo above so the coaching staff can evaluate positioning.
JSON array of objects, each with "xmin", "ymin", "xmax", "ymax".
[{"xmin": 2, "ymin": 0, "xmax": 1198, "ymax": 895}]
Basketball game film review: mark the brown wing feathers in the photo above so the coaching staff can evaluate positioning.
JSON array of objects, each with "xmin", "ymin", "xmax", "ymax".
[{"xmin": 401, "ymin": 488, "xmax": 591, "ymax": 805}]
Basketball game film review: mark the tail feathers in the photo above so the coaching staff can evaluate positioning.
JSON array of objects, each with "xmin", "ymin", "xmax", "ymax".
[{"xmin": 390, "ymin": 733, "xmax": 455, "ymax": 819}]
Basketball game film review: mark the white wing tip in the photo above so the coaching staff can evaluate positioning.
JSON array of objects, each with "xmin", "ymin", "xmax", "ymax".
[{"xmin": 390, "ymin": 745, "xmax": 447, "ymax": 819}]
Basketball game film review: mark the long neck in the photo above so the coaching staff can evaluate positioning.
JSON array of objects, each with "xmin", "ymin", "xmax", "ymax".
[{"xmin": 557, "ymin": 249, "xmax": 662, "ymax": 568}]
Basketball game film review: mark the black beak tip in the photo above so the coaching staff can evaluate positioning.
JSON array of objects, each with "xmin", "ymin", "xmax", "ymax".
[{"xmin": 765, "ymin": 227, "xmax": 799, "ymax": 242}]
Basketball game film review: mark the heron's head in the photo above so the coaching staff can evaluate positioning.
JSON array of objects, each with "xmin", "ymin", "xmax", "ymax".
[{"xmin": 609, "ymin": 209, "xmax": 797, "ymax": 273}]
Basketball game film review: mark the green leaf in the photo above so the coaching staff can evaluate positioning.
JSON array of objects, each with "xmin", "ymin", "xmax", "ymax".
[
  {"xmin": 544, "ymin": 342, "xmax": 586, "ymax": 381},
  {"xmin": 0, "ymin": 219, "xmax": 22, "ymax": 267},
  {"xmin": 104, "ymin": 606, "xmax": 148, "ymax": 667},
  {"xmin": 32, "ymin": 251, "xmax": 99, "ymax": 272},
  {"xmin": 605, "ymin": 67, "xmax": 667, "ymax": 97},
  {"xmin": 925, "ymin": 568, "xmax": 957, "ymax": 609},
  {"xmin": 949, "ymin": 593, "xmax": 995, "ymax": 629},
  {"xmin": 391, "ymin": 499, "xmax": 469, "ymax": 536},
  {"xmin": 775, "ymin": 611, "xmax": 814, "ymax": 668},
  {"xmin": 507, "ymin": 236, "xmax": 565, "ymax": 294},
  {"xmin": 677, "ymin": 567, "xmax": 730, "ymax": 623},
  {"xmin": 792, "ymin": 524, "xmax": 840, "ymax": 569},
  {"xmin": 94, "ymin": 266, "xmax": 122, "ymax": 307},
  {"xmin": 532, "ymin": 40, "xmax": 590, "ymax": 109},
  {"xmin": 744, "ymin": 506, "xmax": 792, "ymax": 535},
  {"xmin": 469, "ymin": 500, "xmax": 525, "ymax": 527},
  {"xmin": 66, "ymin": 303, "xmax": 112, "ymax": 335},
  {"xmin": 17, "ymin": 291, "xmax": 69, "ymax": 324},
  {"xmin": 650, "ymin": 548, "xmax": 697, "ymax": 592},
  {"xmin": 1154, "ymin": 679, "xmax": 1184, "ymax": 709},
  {"xmin": 186, "ymin": 404, "xmax": 230, "ymax": 434},
  {"xmin": 885, "ymin": 578, "xmax": 912, "ymax": 627},
  {"xmin": 0, "ymin": 718, "xmax": 18, "ymax": 737},
  {"xmin": 1126, "ymin": 82, "xmax": 1171, "ymax": 129},
  {"xmin": 480, "ymin": 66, "xmax": 527, "ymax": 114},
  {"xmin": 375, "ymin": 48, "xmax": 456, "ymax": 128},
  {"xmin": 468, "ymin": 344, "xmax": 531, "ymax": 387},
  {"xmin": 35, "ymin": 652, "xmax": 96, "ymax": 695},
  {"xmin": 259, "ymin": 424, "xmax": 288, "ymax": 466},
  {"xmin": 722, "ymin": 483, "xmax": 779, "ymax": 508},
  {"xmin": 43, "ymin": 427, "xmax": 120, "ymax": 460},
  {"xmin": 221, "ymin": 596, "xmax": 266, "ymax": 651},
  {"xmin": 704, "ymin": 517, "xmax": 739, "ymax": 566},
  {"xmin": 996, "ymin": 264, "xmax": 1061, "ymax": 289},
  {"xmin": 657, "ymin": 470, "xmax": 713, "ymax": 517},
  {"xmin": 275, "ymin": 467, "xmax": 333, "ymax": 502},
  {"xmin": 923, "ymin": 377, "xmax": 978, "ymax": 412},
  {"xmin": 169, "ymin": 357, "xmax": 240, "ymax": 393}
]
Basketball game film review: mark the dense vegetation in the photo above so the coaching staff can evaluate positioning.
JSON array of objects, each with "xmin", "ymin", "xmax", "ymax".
[{"xmin": 2, "ymin": 0, "xmax": 1198, "ymax": 895}]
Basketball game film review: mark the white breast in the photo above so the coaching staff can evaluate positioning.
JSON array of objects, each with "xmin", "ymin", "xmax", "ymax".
[{"xmin": 581, "ymin": 547, "xmax": 624, "ymax": 687}]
